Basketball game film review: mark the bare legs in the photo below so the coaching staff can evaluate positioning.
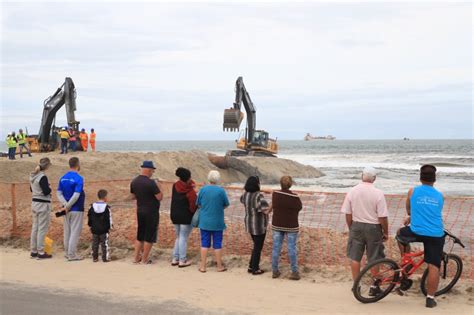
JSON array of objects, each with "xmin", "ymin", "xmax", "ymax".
[
  {"xmin": 142, "ymin": 242, "xmax": 153, "ymax": 263},
  {"xmin": 426, "ymin": 264, "xmax": 440, "ymax": 296},
  {"xmin": 134, "ymin": 240, "xmax": 143, "ymax": 263},
  {"xmin": 199, "ymin": 248, "xmax": 225, "ymax": 272}
]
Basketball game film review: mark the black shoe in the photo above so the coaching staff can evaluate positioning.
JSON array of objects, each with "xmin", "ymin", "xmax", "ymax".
[
  {"xmin": 93, "ymin": 258, "xmax": 99, "ymax": 262},
  {"xmin": 369, "ymin": 286, "xmax": 382, "ymax": 297},
  {"xmin": 37, "ymin": 253, "xmax": 52, "ymax": 259},
  {"xmin": 426, "ymin": 297, "xmax": 437, "ymax": 308},
  {"xmin": 30, "ymin": 252, "xmax": 38, "ymax": 258}
]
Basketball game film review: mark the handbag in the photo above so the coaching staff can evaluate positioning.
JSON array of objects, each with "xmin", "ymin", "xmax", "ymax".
[{"xmin": 191, "ymin": 209, "xmax": 200, "ymax": 228}]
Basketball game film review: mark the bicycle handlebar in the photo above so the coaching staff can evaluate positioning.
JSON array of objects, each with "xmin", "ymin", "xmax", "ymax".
[{"xmin": 444, "ymin": 230, "xmax": 465, "ymax": 248}]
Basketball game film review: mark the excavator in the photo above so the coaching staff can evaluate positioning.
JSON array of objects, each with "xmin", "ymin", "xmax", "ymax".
[
  {"xmin": 223, "ymin": 77, "xmax": 278, "ymax": 157},
  {"xmin": 26, "ymin": 77, "xmax": 81, "ymax": 152}
]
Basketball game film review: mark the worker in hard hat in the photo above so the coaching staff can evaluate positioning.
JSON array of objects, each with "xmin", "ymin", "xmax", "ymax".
[
  {"xmin": 79, "ymin": 128, "xmax": 88, "ymax": 152},
  {"xmin": 17, "ymin": 128, "xmax": 32, "ymax": 158},
  {"xmin": 59, "ymin": 127, "xmax": 70, "ymax": 154},
  {"xmin": 89, "ymin": 128, "xmax": 96, "ymax": 152},
  {"xmin": 6, "ymin": 132, "xmax": 18, "ymax": 160}
]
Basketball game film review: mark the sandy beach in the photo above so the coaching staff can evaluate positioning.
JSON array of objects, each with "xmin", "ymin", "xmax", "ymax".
[
  {"xmin": 0, "ymin": 150, "xmax": 323, "ymax": 185},
  {"xmin": 1, "ymin": 247, "xmax": 472, "ymax": 314}
]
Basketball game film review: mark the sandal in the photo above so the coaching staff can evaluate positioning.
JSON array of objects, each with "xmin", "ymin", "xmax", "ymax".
[
  {"xmin": 145, "ymin": 259, "xmax": 153, "ymax": 265},
  {"xmin": 217, "ymin": 267, "xmax": 228, "ymax": 272},
  {"xmin": 178, "ymin": 260, "xmax": 192, "ymax": 268},
  {"xmin": 198, "ymin": 268, "xmax": 207, "ymax": 273},
  {"xmin": 252, "ymin": 269, "xmax": 265, "ymax": 275}
]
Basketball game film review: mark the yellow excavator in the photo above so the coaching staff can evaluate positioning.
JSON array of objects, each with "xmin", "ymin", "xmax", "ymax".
[
  {"xmin": 223, "ymin": 77, "xmax": 278, "ymax": 156},
  {"xmin": 26, "ymin": 77, "xmax": 80, "ymax": 152}
]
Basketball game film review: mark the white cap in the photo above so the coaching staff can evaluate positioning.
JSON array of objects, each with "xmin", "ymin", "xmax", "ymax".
[{"xmin": 363, "ymin": 166, "xmax": 377, "ymax": 177}]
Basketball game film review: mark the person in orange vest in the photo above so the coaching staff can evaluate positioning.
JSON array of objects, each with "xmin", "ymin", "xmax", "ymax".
[
  {"xmin": 79, "ymin": 129, "xmax": 88, "ymax": 152},
  {"xmin": 90, "ymin": 128, "xmax": 96, "ymax": 152}
]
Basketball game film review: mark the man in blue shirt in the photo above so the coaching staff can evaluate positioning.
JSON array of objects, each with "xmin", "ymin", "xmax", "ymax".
[
  {"xmin": 57, "ymin": 157, "xmax": 85, "ymax": 261},
  {"xmin": 397, "ymin": 165, "xmax": 444, "ymax": 308}
]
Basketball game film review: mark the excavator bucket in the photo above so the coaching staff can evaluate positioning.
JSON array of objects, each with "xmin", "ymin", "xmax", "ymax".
[{"xmin": 223, "ymin": 108, "xmax": 244, "ymax": 131}]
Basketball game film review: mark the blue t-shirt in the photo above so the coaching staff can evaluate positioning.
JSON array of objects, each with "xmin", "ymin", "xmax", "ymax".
[
  {"xmin": 410, "ymin": 185, "xmax": 444, "ymax": 237},
  {"xmin": 58, "ymin": 171, "xmax": 85, "ymax": 212},
  {"xmin": 196, "ymin": 185, "xmax": 230, "ymax": 231}
]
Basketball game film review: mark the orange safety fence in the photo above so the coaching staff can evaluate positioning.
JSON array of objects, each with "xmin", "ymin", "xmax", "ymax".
[{"xmin": 1, "ymin": 180, "xmax": 472, "ymax": 280}]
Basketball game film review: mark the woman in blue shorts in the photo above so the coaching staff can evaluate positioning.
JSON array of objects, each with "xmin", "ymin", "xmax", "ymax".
[{"xmin": 196, "ymin": 170, "xmax": 230, "ymax": 272}]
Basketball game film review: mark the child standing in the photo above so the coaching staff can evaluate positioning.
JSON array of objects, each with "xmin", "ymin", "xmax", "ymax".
[{"xmin": 87, "ymin": 189, "xmax": 113, "ymax": 262}]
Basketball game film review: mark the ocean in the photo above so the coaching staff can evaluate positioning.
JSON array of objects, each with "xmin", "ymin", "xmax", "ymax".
[
  {"xmin": 94, "ymin": 139, "xmax": 473, "ymax": 196},
  {"xmin": 3, "ymin": 139, "xmax": 472, "ymax": 196}
]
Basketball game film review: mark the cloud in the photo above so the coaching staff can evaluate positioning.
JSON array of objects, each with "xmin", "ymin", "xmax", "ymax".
[{"xmin": 1, "ymin": 2, "xmax": 472, "ymax": 140}]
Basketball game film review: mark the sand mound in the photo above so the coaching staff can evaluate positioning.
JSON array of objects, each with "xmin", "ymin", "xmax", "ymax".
[{"xmin": 0, "ymin": 150, "xmax": 323, "ymax": 184}]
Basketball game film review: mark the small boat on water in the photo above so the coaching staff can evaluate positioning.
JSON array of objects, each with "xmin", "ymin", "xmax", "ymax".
[{"xmin": 304, "ymin": 133, "xmax": 336, "ymax": 141}]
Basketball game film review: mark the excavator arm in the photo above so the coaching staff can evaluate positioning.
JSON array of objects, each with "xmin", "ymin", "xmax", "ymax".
[
  {"xmin": 223, "ymin": 76, "xmax": 257, "ymax": 146},
  {"xmin": 37, "ymin": 77, "xmax": 79, "ymax": 148}
]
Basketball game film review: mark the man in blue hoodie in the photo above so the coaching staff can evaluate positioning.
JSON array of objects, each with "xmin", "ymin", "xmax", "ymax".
[{"xmin": 57, "ymin": 157, "xmax": 85, "ymax": 261}]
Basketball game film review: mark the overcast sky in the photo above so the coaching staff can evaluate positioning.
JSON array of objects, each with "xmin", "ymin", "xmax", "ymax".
[{"xmin": 1, "ymin": 1, "xmax": 472, "ymax": 140}]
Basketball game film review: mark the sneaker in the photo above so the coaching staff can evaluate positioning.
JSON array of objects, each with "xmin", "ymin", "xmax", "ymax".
[
  {"xmin": 171, "ymin": 259, "xmax": 179, "ymax": 266},
  {"xmin": 93, "ymin": 258, "xmax": 99, "ymax": 262},
  {"xmin": 37, "ymin": 253, "xmax": 52, "ymax": 259},
  {"xmin": 67, "ymin": 256, "xmax": 83, "ymax": 262},
  {"xmin": 369, "ymin": 286, "xmax": 382, "ymax": 297},
  {"xmin": 272, "ymin": 270, "xmax": 281, "ymax": 279},
  {"xmin": 102, "ymin": 259, "xmax": 111, "ymax": 263},
  {"xmin": 30, "ymin": 252, "xmax": 38, "ymax": 258},
  {"xmin": 289, "ymin": 272, "xmax": 301, "ymax": 280},
  {"xmin": 426, "ymin": 297, "xmax": 437, "ymax": 308}
]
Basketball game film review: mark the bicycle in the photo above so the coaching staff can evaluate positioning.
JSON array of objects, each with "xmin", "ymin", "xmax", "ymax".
[{"xmin": 352, "ymin": 230, "xmax": 465, "ymax": 303}]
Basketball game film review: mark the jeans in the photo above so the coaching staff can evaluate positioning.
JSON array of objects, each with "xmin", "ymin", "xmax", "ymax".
[
  {"xmin": 19, "ymin": 144, "xmax": 31, "ymax": 157},
  {"xmin": 272, "ymin": 230, "xmax": 299, "ymax": 273},
  {"xmin": 8, "ymin": 147, "xmax": 16, "ymax": 160},
  {"xmin": 60, "ymin": 139, "xmax": 68, "ymax": 154},
  {"xmin": 249, "ymin": 233, "xmax": 266, "ymax": 272},
  {"xmin": 69, "ymin": 140, "xmax": 76, "ymax": 152},
  {"xmin": 173, "ymin": 224, "xmax": 193, "ymax": 262}
]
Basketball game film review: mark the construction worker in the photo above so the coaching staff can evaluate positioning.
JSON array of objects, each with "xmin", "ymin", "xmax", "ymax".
[
  {"xmin": 68, "ymin": 128, "xmax": 77, "ymax": 152},
  {"xmin": 7, "ymin": 132, "xmax": 18, "ymax": 160},
  {"xmin": 59, "ymin": 127, "xmax": 70, "ymax": 154},
  {"xmin": 17, "ymin": 128, "xmax": 32, "ymax": 158},
  {"xmin": 79, "ymin": 128, "xmax": 88, "ymax": 152},
  {"xmin": 89, "ymin": 128, "xmax": 96, "ymax": 152}
]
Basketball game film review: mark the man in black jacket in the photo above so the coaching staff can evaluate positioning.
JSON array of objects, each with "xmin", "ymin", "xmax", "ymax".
[{"xmin": 87, "ymin": 189, "xmax": 113, "ymax": 262}]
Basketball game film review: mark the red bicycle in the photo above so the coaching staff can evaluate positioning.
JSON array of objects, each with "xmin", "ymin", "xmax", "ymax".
[{"xmin": 352, "ymin": 230, "xmax": 465, "ymax": 303}]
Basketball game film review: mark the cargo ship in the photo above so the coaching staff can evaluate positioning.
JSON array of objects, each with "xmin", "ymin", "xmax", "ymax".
[{"xmin": 304, "ymin": 133, "xmax": 336, "ymax": 141}]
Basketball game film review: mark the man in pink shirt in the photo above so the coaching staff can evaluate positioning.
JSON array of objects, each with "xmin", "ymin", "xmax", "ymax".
[{"xmin": 341, "ymin": 167, "xmax": 389, "ymax": 295}]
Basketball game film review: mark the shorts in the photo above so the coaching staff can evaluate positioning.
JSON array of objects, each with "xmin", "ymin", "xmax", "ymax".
[
  {"xmin": 397, "ymin": 226, "xmax": 445, "ymax": 268},
  {"xmin": 137, "ymin": 210, "xmax": 159, "ymax": 243},
  {"xmin": 200, "ymin": 229, "xmax": 223, "ymax": 249},
  {"xmin": 347, "ymin": 221, "xmax": 385, "ymax": 263}
]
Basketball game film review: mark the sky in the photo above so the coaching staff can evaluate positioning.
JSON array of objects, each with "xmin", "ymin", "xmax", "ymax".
[{"xmin": 0, "ymin": 1, "xmax": 472, "ymax": 140}]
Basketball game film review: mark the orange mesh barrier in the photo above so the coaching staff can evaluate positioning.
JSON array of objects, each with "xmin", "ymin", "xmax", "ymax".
[{"xmin": 1, "ymin": 180, "xmax": 472, "ymax": 279}]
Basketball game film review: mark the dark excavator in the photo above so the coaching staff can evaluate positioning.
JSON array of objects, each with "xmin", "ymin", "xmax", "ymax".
[
  {"xmin": 27, "ymin": 77, "xmax": 80, "ymax": 152},
  {"xmin": 223, "ymin": 76, "xmax": 278, "ymax": 157}
]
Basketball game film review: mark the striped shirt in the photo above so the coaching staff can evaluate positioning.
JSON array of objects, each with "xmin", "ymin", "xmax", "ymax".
[{"xmin": 240, "ymin": 192, "xmax": 269, "ymax": 235}]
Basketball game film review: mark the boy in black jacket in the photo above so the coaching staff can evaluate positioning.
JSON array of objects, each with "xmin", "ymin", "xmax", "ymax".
[{"xmin": 87, "ymin": 189, "xmax": 113, "ymax": 262}]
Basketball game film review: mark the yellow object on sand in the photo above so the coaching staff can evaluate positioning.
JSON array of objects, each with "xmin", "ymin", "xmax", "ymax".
[{"xmin": 44, "ymin": 236, "xmax": 53, "ymax": 255}]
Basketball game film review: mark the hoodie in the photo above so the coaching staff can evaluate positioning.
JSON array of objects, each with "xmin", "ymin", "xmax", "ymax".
[
  {"xmin": 87, "ymin": 202, "xmax": 112, "ymax": 235},
  {"xmin": 170, "ymin": 180, "xmax": 197, "ymax": 225}
]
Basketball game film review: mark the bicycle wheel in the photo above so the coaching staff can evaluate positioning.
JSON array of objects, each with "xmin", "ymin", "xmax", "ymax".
[
  {"xmin": 420, "ymin": 253, "xmax": 463, "ymax": 296},
  {"xmin": 352, "ymin": 258, "xmax": 400, "ymax": 303}
]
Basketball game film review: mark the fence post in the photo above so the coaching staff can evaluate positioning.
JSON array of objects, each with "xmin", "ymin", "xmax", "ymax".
[{"xmin": 11, "ymin": 183, "xmax": 17, "ymax": 236}]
